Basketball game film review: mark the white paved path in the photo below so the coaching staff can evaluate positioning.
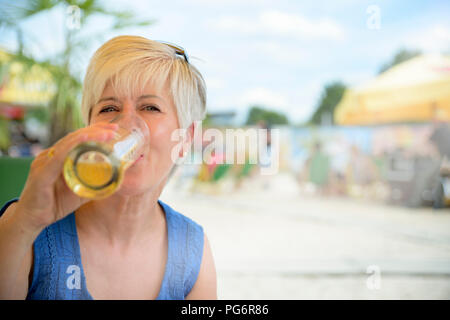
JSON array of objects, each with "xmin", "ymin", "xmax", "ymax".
[{"xmin": 161, "ymin": 171, "xmax": 450, "ymax": 299}]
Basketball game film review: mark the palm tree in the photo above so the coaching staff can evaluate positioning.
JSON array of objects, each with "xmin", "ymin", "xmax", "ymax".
[{"xmin": 0, "ymin": 0, "xmax": 154, "ymax": 145}]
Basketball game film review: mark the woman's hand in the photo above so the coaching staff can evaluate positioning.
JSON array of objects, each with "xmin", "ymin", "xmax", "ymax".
[{"xmin": 13, "ymin": 122, "xmax": 119, "ymax": 233}]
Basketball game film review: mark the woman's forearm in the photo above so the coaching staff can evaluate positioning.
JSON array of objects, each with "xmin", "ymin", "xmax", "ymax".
[{"xmin": 0, "ymin": 203, "xmax": 42, "ymax": 299}]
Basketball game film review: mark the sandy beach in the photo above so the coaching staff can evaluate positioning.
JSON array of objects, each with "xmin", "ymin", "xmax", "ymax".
[{"xmin": 160, "ymin": 170, "xmax": 450, "ymax": 299}]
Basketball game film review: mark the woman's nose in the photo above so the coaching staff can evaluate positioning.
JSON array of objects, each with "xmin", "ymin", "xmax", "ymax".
[
  {"xmin": 108, "ymin": 105, "xmax": 149, "ymax": 132},
  {"xmin": 121, "ymin": 101, "xmax": 138, "ymax": 115}
]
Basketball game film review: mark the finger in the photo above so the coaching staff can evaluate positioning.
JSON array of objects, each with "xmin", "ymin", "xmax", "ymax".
[
  {"xmin": 51, "ymin": 124, "xmax": 119, "ymax": 154},
  {"xmin": 88, "ymin": 122, "xmax": 119, "ymax": 130},
  {"xmin": 35, "ymin": 123, "xmax": 117, "ymax": 162},
  {"xmin": 35, "ymin": 147, "xmax": 54, "ymax": 160},
  {"xmin": 56, "ymin": 122, "xmax": 118, "ymax": 144},
  {"xmin": 56, "ymin": 174, "xmax": 91, "ymax": 208},
  {"xmin": 30, "ymin": 147, "xmax": 55, "ymax": 168},
  {"xmin": 40, "ymin": 127, "xmax": 119, "ymax": 184},
  {"xmin": 34, "ymin": 129, "xmax": 115, "ymax": 168}
]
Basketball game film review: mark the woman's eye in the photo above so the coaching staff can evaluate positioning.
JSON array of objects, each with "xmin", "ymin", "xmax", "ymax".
[
  {"xmin": 143, "ymin": 105, "xmax": 161, "ymax": 112},
  {"xmin": 99, "ymin": 106, "xmax": 117, "ymax": 113}
]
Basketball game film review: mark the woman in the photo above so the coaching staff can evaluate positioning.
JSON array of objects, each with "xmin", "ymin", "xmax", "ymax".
[{"xmin": 0, "ymin": 35, "xmax": 217, "ymax": 299}]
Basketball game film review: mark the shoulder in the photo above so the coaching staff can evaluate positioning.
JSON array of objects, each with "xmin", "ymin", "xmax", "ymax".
[
  {"xmin": 158, "ymin": 199, "xmax": 204, "ymax": 236},
  {"xmin": 185, "ymin": 229, "xmax": 217, "ymax": 299},
  {"xmin": 0, "ymin": 198, "xmax": 19, "ymax": 218},
  {"xmin": 157, "ymin": 199, "xmax": 217, "ymax": 299}
]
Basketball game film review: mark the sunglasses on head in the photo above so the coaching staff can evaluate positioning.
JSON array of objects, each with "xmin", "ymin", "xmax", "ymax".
[{"xmin": 158, "ymin": 41, "xmax": 190, "ymax": 64}]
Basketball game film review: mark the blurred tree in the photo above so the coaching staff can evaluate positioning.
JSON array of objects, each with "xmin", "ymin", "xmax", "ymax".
[
  {"xmin": 245, "ymin": 106, "xmax": 289, "ymax": 127},
  {"xmin": 203, "ymin": 111, "xmax": 236, "ymax": 128},
  {"xmin": 25, "ymin": 106, "xmax": 49, "ymax": 124},
  {"xmin": 0, "ymin": 0, "xmax": 154, "ymax": 146},
  {"xmin": 378, "ymin": 48, "xmax": 422, "ymax": 74},
  {"xmin": 0, "ymin": 117, "xmax": 10, "ymax": 153},
  {"xmin": 309, "ymin": 81, "xmax": 346, "ymax": 126},
  {"xmin": 202, "ymin": 113, "xmax": 214, "ymax": 127}
]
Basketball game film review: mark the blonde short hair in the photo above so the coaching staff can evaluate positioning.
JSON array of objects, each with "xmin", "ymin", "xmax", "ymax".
[{"xmin": 81, "ymin": 35, "xmax": 207, "ymax": 128}]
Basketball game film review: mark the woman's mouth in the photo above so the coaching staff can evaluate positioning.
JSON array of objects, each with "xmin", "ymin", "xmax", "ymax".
[{"xmin": 132, "ymin": 154, "xmax": 144, "ymax": 166}]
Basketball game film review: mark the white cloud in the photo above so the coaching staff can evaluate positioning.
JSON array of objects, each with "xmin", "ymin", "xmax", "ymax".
[
  {"xmin": 206, "ymin": 84, "xmax": 324, "ymax": 124},
  {"xmin": 189, "ymin": 0, "xmax": 268, "ymax": 5},
  {"xmin": 289, "ymin": 81, "xmax": 323, "ymax": 122},
  {"xmin": 205, "ymin": 76, "xmax": 226, "ymax": 89},
  {"xmin": 403, "ymin": 24, "xmax": 450, "ymax": 53},
  {"xmin": 211, "ymin": 10, "xmax": 345, "ymax": 40},
  {"xmin": 234, "ymin": 86, "xmax": 324, "ymax": 124},
  {"xmin": 252, "ymin": 41, "xmax": 308, "ymax": 65},
  {"xmin": 238, "ymin": 87, "xmax": 290, "ymax": 109},
  {"xmin": 260, "ymin": 11, "xmax": 345, "ymax": 40}
]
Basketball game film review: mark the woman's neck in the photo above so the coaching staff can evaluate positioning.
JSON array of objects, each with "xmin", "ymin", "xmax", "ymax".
[{"xmin": 75, "ymin": 186, "xmax": 165, "ymax": 249}]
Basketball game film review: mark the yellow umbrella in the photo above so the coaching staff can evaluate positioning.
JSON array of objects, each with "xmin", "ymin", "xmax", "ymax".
[
  {"xmin": 335, "ymin": 54, "xmax": 450, "ymax": 125},
  {"xmin": 0, "ymin": 49, "xmax": 56, "ymax": 107}
]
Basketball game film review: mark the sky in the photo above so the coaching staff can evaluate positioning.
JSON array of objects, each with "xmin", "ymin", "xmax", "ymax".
[{"xmin": 1, "ymin": 0, "xmax": 449, "ymax": 125}]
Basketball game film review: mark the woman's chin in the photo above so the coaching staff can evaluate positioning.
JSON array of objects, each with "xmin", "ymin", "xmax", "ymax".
[{"xmin": 116, "ymin": 178, "xmax": 150, "ymax": 196}]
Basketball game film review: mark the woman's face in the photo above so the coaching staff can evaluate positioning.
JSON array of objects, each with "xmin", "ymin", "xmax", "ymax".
[{"xmin": 89, "ymin": 80, "xmax": 183, "ymax": 196}]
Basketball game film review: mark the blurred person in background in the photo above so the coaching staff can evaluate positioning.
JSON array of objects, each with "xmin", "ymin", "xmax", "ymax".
[
  {"xmin": 302, "ymin": 141, "xmax": 331, "ymax": 196},
  {"xmin": 429, "ymin": 122, "xmax": 450, "ymax": 208},
  {"xmin": 346, "ymin": 145, "xmax": 378, "ymax": 199},
  {"xmin": 0, "ymin": 35, "xmax": 217, "ymax": 300}
]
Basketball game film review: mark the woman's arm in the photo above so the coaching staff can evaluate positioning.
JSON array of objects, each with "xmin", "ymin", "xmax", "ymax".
[
  {"xmin": 185, "ymin": 232, "xmax": 217, "ymax": 300},
  {"xmin": 0, "ymin": 202, "xmax": 36, "ymax": 299},
  {"xmin": 0, "ymin": 122, "xmax": 120, "ymax": 299}
]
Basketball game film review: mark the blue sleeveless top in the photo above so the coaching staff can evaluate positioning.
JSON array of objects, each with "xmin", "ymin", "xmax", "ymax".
[{"xmin": 0, "ymin": 198, "xmax": 204, "ymax": 300}]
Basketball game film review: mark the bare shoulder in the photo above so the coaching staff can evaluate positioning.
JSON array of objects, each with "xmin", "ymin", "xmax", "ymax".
[{"xmin": 185, "ymin": 232, "xmax": 217, "ymax": 300}]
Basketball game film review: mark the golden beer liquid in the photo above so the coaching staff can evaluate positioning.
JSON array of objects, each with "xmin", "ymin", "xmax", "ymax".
[
  {"xmin": 62, "ymin": 119, "xmax": 146, "ymax": 200},
  {"xmin": 63, "ymin": 140, "xmax": 137, "ymax": 199},
  {"xmin": 75, "ymin": 161, "xmax": 113, "ymax": 187},
  {"xmin": 63, "ymin": 156, "xmax": 125, "ymax": 200}
]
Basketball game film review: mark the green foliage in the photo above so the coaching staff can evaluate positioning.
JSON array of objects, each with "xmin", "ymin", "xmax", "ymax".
[
  {"xmin": 25, "ymin": 106, "xmax": 49, "ymax": 124},
  {"xmin": 0, "ymin": 0, "xmax": 154, "ymax": 146},
  {"xmin": 309, "ymin": 81, "xmax": 346, "ymax": 126},
  {"xmin": 202, "ymin": 113, "xmax": 214, "ymax": 127},
  {"xmin": 245, "ymin": 106, "xmax": 289, "ymax": 127},
  {"xmin": 0, "ymin": 117, "xmax": 10, "ymax": 152},
  {"xmin": 378, "ymin": 48, "xmax": 422, "ymax": 74}
]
